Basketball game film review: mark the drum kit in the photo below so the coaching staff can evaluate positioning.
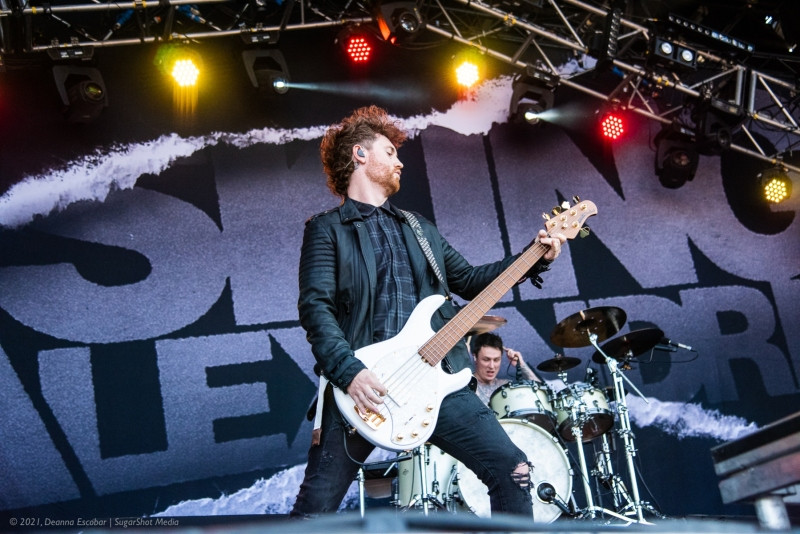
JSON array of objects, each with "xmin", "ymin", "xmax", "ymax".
[{"xmin": 357, "ymin": 306, "xmax": 668, "ymax": 524}]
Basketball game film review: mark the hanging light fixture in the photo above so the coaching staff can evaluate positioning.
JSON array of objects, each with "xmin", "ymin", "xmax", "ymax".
[{"xmin": 758, "ymin": 166, "xmax": 793, "ymax": 203}]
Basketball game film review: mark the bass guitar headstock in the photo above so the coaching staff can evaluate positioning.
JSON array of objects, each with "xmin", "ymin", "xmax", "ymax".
[{"xmin": 542, "ymin": 196, "xmax": 597, "ymax": 240}]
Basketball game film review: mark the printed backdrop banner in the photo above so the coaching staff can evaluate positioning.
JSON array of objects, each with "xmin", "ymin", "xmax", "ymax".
[{"xmin": 0, "ymin": 95, "xmax": 798, "ymax": 522}]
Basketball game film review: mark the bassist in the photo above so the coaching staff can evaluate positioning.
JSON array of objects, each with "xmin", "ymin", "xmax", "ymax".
[{"xmin": 290, "ymin": 106, "xmax": 566, "ymax": 519}]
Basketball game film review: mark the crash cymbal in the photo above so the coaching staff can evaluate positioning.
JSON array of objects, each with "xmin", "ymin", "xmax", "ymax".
[
  {"xmin": 592, "ymin": 328, "xmax": 665, "ymax": 363},
  {"xmin": 467, "ymin": 315, "xmax": 507, "ymax": 336},
  {"xmin": 550, "ymin": 307, "xmax": 627, "ymax": 348},
  {"xmin": 537, "ymin": 353, "xmax": 581, "ymax": 373}
]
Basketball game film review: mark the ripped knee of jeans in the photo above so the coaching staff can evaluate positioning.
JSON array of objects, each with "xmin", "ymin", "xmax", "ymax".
[{"xmin": 510, "ymin": 461, "xmax": 533, "ymax": 490}]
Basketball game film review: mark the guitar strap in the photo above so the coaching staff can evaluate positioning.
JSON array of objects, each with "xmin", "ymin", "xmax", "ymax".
[
  {"xmin": 400, "ymin": 209, "xmax": 450, "ymax": 297},
  {"xmin": 311, "ymin": 375, "xmax": 327, "ymax": 446}
]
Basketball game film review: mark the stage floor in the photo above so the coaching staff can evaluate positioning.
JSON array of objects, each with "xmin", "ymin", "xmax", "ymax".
[{"xmin": 114, "ymin": 510, "xmax": 798, "ymax": 534}]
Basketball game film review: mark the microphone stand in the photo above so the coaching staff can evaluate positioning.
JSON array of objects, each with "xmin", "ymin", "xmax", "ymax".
[{"xmin": 588, "ymin": 332, "xmax": 650, "ymax": 524}]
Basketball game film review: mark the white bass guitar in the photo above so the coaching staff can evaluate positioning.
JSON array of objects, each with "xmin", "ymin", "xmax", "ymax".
[{"xmin": 332, "ymin": 199, "xmax": 597, "ymax": 451}]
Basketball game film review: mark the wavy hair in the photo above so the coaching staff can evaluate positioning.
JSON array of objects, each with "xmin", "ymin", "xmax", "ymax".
[{"xmin": 320, "ymin": 105, "xmax": 407, "ymax": 198}]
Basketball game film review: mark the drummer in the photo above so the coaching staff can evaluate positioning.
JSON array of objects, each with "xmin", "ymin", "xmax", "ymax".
[{"xmin": 472, "ymin": 332, "xmax": 542, "ymax": 404}]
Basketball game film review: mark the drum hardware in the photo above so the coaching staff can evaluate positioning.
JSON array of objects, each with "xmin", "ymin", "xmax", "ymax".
[
  {"xmin": 536, "ymin": 353, "xmax": 581, "ymax": 373},
  {"xmin": 590, "ymin": 328, "xmax": 665, "ymax": 366},
  {"xmin": 591, "ymin": 432, "xmax": 630, "ymax": 511},
  {"xmin": 590, "ymin": 328, "xmax": 666, "ymax": 520},
  {"xmin": 549, "ymin": 306, "xmax": 627, "ymax": 349},
  {"xmin": 549, "ymin": 306, "xmax": 657, "ymax": 524},
  {"xmin": 536, "ymin": 368, "xmax": 599, "ymax": 519},
  {"xmin": 590, "ymin": 330, "xmax": 655, "ymax": 524},
  {"xmin": 536, "ymin": 347, "xmax": 610, "ymax": 519},
  {"xmin": 553, "ymin": 382, "xmax": 614, "ymax": 443},
  {"xmin": 395, "ymin": 444, "xmax": 459, "ymax": 515},
  {"xmin": 356, "ymin": 455, "xmax": 406, "ymax": 518}
]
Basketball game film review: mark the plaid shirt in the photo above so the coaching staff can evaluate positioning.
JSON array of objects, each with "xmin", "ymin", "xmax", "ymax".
[{"xmin": 353, "ymin": 199, "xmax": 418, "ymax": 343}]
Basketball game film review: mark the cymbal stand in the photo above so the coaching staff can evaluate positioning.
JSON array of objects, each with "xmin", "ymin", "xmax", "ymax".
[
  {"xmin": 557, "ymin": 369, "xmax": 596, "ymax": 519},
  {"xmin": 589, "ymin": 332, "xmax": 650, "ymax": 524}
]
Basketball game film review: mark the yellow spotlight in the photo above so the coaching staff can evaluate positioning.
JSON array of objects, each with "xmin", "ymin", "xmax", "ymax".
[
  {"xmin": 171, "ymin": 58, "xmax": 200, "ymax": 87},
  {"xmin": 759, "ymin": 166, "xmax": 792, "ymax": 203},
  {"xmin": 154, "ymin": 43, "xmax": 203, "ymax": 86},
  {"xmin": 154, "ymin": 44, "xmax": 202, "ymax": 120},
  {"xmin": 455, "ymin": 59, "xmax": 480, "ymax": 88}
]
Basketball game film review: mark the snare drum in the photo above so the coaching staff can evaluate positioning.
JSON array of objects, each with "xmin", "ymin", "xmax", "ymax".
[
  {"xmin": 489, "ymin": 380, "xmax": 556, "ymax": 432},
  {"xmin": 455, "ymin": 419, "xmax": 572, "ymax": 523},
  {"xmin": 395, "ymin": 444, "xmax": 460, "ymax": 511},
  {"xmin": 552, "ymin": 382, "xmax": 614, "ymax": 442}
]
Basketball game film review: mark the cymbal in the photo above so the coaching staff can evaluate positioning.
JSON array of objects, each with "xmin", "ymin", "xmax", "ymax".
[
  {"xmin": 592, "ymin": 328, "xmax": 665, "ymax": 363},
  {"xmin": 537, "ymin": 353, "xmax": 581, "ymax": 373},
  {"xmin": 467, "ymin": 315, "xmax": 507, "ymax": 336},
  {"xmin": 550, "ymin": 307, "xmax": 627, "ymax": 348}
]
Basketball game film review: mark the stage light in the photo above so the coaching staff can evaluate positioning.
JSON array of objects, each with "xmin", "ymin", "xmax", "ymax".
[
  {"xmin": 600, "ymin": 111, "xmax": 625, "ymax": 140},
  {"xmin": 455, "ymin": 60, "xmax": 479, "ymax": 88},
  {"xmin": 375, "ymin": 2, "xmax": 423, "ymax": 44},
  {"xmin": 654, "ymin": 125, "xmax": 699, "ymax": 189},
  {"xmin": 651, "ymin": 37, "xmax": 698, "ymax": 69},
  {"xmin": 242, "ymin": 49, "xmax": 290, "ymax": 95},
  {"xmin": 338, "ymin": 26, "xmax": 373, "ymax": 64},
  {"xmin": 172, "ymin": 59, "xmax": 199, "ymax": 87},
  {"xmin": 154, "ymin": 43, "xmax": 203, "ymax": 87},
  {"xmin": 509, "ymin": 69, "xmax": 556, "ymax": 125},
  {"xmin": 587, "ymin": 0, "xmax": 624, "ymax": 69},
  {"xmin": 758, "ymin": 166, "xmax": 792, "ymax": 203},
  {"xmin": 692, "ymin": 98, "xmax": 744, "ymax": 155},
  {"xmin": 154, "ymin": 44, "xmax": 203, "ymax": 118},
  {"xmin": 346, "ymin": 36, "xmax": 371, "ymax": 62},
  {"xmin": 52, "ymin": 65, "xmax": 108, "ymax": 123}
]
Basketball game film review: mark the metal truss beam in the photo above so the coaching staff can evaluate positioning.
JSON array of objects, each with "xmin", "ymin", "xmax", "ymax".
[
  {"xmin": 1, "ymin": 0, "xmax": 798, "ymax": 173},
  {"xmin": 423, "ymin": 0, "xmax": 800, "ymax": 174}
]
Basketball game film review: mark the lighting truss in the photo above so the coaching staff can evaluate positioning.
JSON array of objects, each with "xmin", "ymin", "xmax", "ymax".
[
  {"xmin": 1, "ymin": 0, "xmax": 798, "ymax": 174},
  {"xmin": 415, "ymin": 0, "xmax": 800, "ymax": 174}
]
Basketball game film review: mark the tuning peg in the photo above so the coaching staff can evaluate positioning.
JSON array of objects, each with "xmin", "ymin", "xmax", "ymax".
[
  {"xmin": 572, "ymin": 195, "xmax": 581, "ymax": 203},
  {"xmin": 551, "ymin": 206, "xmax": 561, "ymax": 215},
  {"xmin": 560, "ymin": 201, "xmax": 570, "ymax": 210},
  {"xmin": 542, "ymin": 212, "xmax": 551, "ymax": 221},
  {"xmin": 579, "ymin": 226, "xmax": 591, "ymax": 238}
]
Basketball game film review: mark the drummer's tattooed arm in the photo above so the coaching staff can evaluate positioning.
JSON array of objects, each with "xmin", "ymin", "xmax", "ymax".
[{"xmin": 504, "ymin": 347, "xmax": 541, "ymax": 382}]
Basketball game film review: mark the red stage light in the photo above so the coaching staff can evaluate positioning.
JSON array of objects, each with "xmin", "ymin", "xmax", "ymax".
[
  {"xmin": 600, "ymin": 112, "xmax": 625, "ymax": 140},
  {"xmin": 344, "ymin": 35, "xmax": 372, "ymax": 63}
]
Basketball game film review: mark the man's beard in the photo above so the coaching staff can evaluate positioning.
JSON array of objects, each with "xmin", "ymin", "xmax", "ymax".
[{"xmin": 367, "ymin": 165, "xmax": 400, "ymax": 197}]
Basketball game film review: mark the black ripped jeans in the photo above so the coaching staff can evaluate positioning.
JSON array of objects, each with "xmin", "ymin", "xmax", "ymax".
[{"xmin": 290, "ymin": 385, "xmax": 533, "ymax": 518}]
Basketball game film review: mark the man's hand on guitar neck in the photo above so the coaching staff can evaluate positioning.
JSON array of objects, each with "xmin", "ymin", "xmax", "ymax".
[
  {"xmin": 538, "ymin": 229, "xmax": 567, "ymax": 262},
  {"xmin": 347, "ymin": 368, "xmax": 388, "ymax": 415}
]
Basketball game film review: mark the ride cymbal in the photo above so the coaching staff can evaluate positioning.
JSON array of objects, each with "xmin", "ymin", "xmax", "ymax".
[
  {"xmin": 550, "ymin": 307, "xmax": 627, "ymax": 348},
  {"xmin": 592, "ymin": 328, "xmax": 664, "ymax": 363},
  {"xmin": 467, "ymin": 315, "xmax": 507, "ymax": 336},
  {"xmin": 537, "ymin": 353, "xmax": 581, "ymax": 373}
]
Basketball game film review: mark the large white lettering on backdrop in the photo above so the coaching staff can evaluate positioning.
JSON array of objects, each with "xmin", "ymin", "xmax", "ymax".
[{"xmin": 0, "ymin": 124, "xmax": 796, "ymax": 511}]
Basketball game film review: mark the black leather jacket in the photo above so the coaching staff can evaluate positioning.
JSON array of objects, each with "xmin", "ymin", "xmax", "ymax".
[{"xmin": 298, "ymin": 197, "xmax": 547, "ymax": 391}]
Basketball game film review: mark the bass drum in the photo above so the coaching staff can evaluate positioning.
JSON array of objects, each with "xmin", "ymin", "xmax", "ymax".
[
  {"xmin": 455, "ymin": 419, "xmax": 572, "ymax": 523},
  {"xmin": 395, "ymin": 443, "xmax": 461, "ymax": 511}
]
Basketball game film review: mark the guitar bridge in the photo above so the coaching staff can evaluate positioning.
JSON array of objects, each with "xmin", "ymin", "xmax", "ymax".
[{"xmin": 354, "ymin": 406, "xmax": 386, "ymax": 429}]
